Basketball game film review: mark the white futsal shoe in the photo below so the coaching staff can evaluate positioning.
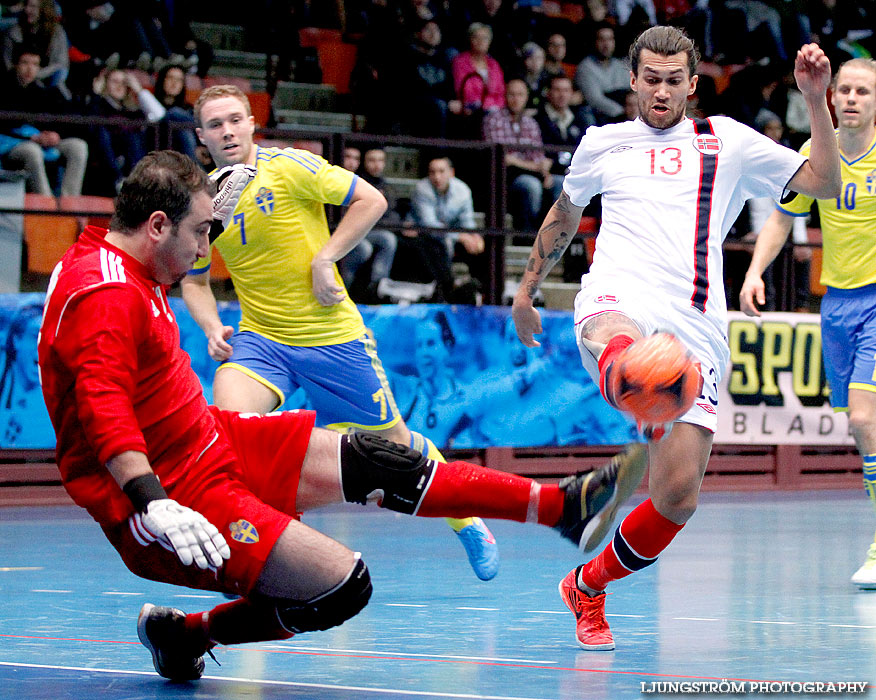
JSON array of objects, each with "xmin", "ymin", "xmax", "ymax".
[{"xmin": 851, "ymin": 544, "xmax": 876, "ymax": 589}]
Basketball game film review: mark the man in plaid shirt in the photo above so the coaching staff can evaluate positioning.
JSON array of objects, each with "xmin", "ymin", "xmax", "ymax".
[{"xmin": 483, "ymin": 78, "xmax": 554, "ymax": 231}]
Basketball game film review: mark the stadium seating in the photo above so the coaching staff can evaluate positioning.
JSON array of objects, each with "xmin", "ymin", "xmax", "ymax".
[
  {"xmin": 23, "ymin": 194, "xmax": 78, "ymax": 275},
  {"xmin": 58, "ymin": 195, "xmax": 114, "ymax": 233}
]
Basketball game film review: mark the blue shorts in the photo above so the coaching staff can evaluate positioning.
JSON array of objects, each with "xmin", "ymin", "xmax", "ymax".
[
  {"xmin": 821, "ymin": 284, "xmax": 876, "ymax": 411},
  {"xmin": 219, "ymin": 331, "xmax": 402, "ymax": 431}
]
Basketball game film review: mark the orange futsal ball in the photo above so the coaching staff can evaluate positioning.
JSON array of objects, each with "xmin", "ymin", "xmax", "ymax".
[{"xmin": 608, "ymin": 333, "xmax": 702, "ymax": 424}]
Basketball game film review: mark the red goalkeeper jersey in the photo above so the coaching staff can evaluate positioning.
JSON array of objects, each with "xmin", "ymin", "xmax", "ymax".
[{"xmin": 39, "ymin": 226, "xmax": 218, "ymax": 526}]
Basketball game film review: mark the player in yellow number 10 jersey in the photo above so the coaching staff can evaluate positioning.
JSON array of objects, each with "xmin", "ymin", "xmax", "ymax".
[{"xmin": 742, "ymin": 58, "xmax": 876, "ymax": 589}]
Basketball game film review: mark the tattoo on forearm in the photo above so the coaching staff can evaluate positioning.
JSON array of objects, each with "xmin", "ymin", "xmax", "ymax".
[
  {"xmin": 547, "ymin": 231, "xmax": 570, "ymax": 264},
  {"xmin": 555, "ymin": 191, "xmax": 572, "ymax": 213},
  {"xmin": 525, "ymin": 280, "xmax": 539, "ymax": 299}
]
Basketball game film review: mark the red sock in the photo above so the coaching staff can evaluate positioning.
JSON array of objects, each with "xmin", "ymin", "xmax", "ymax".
[
  {"xmin": 580, "ymin": 498, "xmax": 683, "ymax": 592},
  {"xmin": 187, "ymin": 598, "xmax": 294, "ymax": 647},
  {"xmin": 598, "ymin": 334, "xmax": 635, "ymax": 405},
  {"xmin": 416, "ymin": 460, "xmax": 564, "ymax": 526}
]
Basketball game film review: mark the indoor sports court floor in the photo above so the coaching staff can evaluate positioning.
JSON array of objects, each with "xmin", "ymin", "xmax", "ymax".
[{"xmin": 2, "ymin": 491, "xmax": 875, "ymax": 699}]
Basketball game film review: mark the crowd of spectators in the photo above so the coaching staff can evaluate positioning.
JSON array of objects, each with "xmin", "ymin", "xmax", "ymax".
[
  {"xmin": 0, "ymin": 0, "xmax": 208, "ymax": 195},
  {"xmin": 1, "ymin": 0, "xmax": 875, "ymax": 306}
]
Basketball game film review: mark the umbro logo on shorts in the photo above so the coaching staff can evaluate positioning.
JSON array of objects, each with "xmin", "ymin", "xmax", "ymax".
[
  {"xmin": 696, "ymin": 402, "xmax": 717, "ymax": 415},
  {"xmin": 594, "ymin": 294, "xmax": 619, "ymax": 304},
  {"xmin": 609, "ymin": 145, "xmax": 633, "ymax": 153},
  {"xmin": 229, "ymin": 519, "xmax": 259, "ymax": 543}
]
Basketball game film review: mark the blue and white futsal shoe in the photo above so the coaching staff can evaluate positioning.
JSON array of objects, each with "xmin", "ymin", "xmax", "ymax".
[{"xmin": 456, "ymin": 517, "xmax": 499, "ymax": 581}]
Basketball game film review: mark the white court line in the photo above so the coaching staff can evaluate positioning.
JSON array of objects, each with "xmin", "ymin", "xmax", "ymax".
[
  {"xmin": 173, "ymin": 594, "xmax": 221, "ymax": 599},
  {"xmin": 526, "ymin": 610, "xmax": 566, "ymax": 615},
  {"xmin": 0, "ymin": 567, "xmax": 42, "ymax": 572},
  {"xmin": 100, "ymin": 591, "xmax": 142, "ymax": 596},
  {"xmin": 31, "ymin": 589, "xmax": 72, "ymax": 594},
  {"xmin": 384, "ymin": 603, "xmax": 427, "ymax": 608},
  {"xmin": 457, "ymin": 607, "xmax": 499, "ymax": 611},
  {"xmin": 827, "ymin": 624, "xmax": 876, "ymax": 629},
  {"xmin": 750, "ymin": 620, "xmax": 795, "ymax": 625},
  {"xmin": 674, "ymin": 617, "xmax": 720, "ymax": 621},
  {"xmin": 0, "ymin": 661, "xmax": 555, "ymax": 700},
  {"xmin": 260, "ymin": 645, "xmax": 557, "ymax": 665}
]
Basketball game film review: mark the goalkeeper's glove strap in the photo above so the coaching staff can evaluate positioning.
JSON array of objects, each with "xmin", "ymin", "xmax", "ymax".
[{"xmin": 123, "ymin": 473, "xmax": 168, "ymax": 512}]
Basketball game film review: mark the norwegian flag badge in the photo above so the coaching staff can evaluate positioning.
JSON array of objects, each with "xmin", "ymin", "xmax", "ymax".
[{"xmin": 692, "ymin": 134, "xmax": 723, "ymax": 155}]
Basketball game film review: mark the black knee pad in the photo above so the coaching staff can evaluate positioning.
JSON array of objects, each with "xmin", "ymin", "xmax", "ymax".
[
  {"xmin": 276, "ymin": 556, "xmax": 372, "ymax": 634},
  {"xmin": 339, "ymin": 433, "xmax": 436, "ymax": 515}
]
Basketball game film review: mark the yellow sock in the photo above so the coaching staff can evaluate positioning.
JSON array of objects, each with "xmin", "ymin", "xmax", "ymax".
[{"xmin": 415, "ymin": 433, "xmax": 475, "ymax": 532}]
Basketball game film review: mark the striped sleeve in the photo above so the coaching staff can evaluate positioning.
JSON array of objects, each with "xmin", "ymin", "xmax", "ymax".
[{"xmin": 53, "ymin": 284, "xmax": 149, "ymax": 464}]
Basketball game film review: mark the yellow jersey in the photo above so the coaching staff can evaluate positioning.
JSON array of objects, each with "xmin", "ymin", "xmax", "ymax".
[
  {"xmin": 192, "ymin": 146, "xmax": 366, "ymax": 346},
  {"xmin": 778, "ymin": 133, "xmax": 876, "ymax": 289}
]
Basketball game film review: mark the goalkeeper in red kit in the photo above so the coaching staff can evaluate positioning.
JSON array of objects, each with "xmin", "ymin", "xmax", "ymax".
[{"xmin": 37, "ymin": 150, "xmax": 647, "ymax": 682}]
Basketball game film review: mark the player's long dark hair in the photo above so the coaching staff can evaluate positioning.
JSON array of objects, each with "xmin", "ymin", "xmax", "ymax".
[{"xmin": 628, "ymin": 26, "xmax": 700, "ymax": 77}]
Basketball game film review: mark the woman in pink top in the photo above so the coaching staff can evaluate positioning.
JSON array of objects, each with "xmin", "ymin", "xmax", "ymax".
[{"xmin": 451, "ymin": 22, "xmax": 505, "ymax": 117}]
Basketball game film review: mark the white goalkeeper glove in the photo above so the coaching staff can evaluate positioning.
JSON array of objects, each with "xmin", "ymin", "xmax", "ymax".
[
  {"xmin": 211, "ymin": 163, "xmax": 257, "ymax": 231},
  {"xmin": 137, "ymin": 499, "xmax": 231, "ymax": 570}
]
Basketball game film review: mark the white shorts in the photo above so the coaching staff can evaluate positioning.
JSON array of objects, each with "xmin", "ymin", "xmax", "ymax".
[{"xmin": 572, "ymin": 276, "xmax": 728, "ymax": 433}]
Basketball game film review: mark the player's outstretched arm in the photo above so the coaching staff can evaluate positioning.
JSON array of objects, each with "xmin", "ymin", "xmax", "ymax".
[
  {"xmin": 512, "ymin": 191, "xmax": 584, "ymax": 347},
  {"xmin": 180, "ymin": 273, "xmax": 234, "ymax": 361},
  {"xmin": 740, "ymin": 208, "xmax": 795, "ymax": 317},
  {"xmin": 108, "ymin": 451, "xmax": 231, "ymax": 570},
  {"xmin": 787, "ymin": 44, "xmax": 841, "ymax": 200}
]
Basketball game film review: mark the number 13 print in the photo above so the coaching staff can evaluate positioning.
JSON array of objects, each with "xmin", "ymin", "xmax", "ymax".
[{"xmin": 647, "ymin": 148, "xmax": 682, "ymax": 175}]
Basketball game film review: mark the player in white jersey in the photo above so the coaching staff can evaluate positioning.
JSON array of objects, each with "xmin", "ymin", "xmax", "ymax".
[{"xmin": 512, "ymin": 26, "xmax": 841, "ymax": 650}]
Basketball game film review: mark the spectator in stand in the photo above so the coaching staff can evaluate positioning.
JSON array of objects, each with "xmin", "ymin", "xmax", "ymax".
[
  {"xmin": 0, "ymin": 46, "xmax": 87, "ymax": 196},
  {"xmin": 2, "ymin": 0, "xmax": 70, "ymax": 98},
  {"xmin": 519, "ymin": 42, "xmax": 550, "ymax": 111},
  {"xmin": 611, "ymin": 0, "xmax": 657, "ymax": 27},
  {"xmin": 395, "ymin": 0, "xmax": 450, "ymax": 33},
  {"xmin": 338, "ymin": 148, "xmax": 399, "ymax": 300},
  {"xmin": 402, "ymin": 18, "xmax": 461, "ymax": 139},
  {"xmin": 808, "ymin": 1, "xmax": 876, "ymax": 66},
  {"xmin": 451, "ymin": 22, "xmax": 505, "ymax": 137},
  {"xmin": 483, "ymin": 78, "xmax": 553, "ymax": 232},
  {"xmin": 535, "ymin": 74, "xmax": 595, "ymax": 204},
  {"xmin": 59, "ymin": 2, "xmax": 150, "ymax": 70},
  {"xmin": 575, "ymin": 23, "xmax": 632, "ymax": 125},
  {"xmin": 545, "ymin": 33, "xmax": 569, "ymax": 78},
  {"xmin": 544, "ymin": 33, "xmax": 585, "ymax": 105},
  {"xmin": 406, "ymin": 155, "xmax": 485, "ymax": 303},
  {"xmin": 342, "ymin": 146, "xmax": 361, "ymax": 174},
  {"xmin": 448, "ymin": 0, "xmax": 518, "ymax": 72},
  {"xmin": 720, "ymin": 63, "xmax": 788, "ymax": 128},
  {"xmin": 153, "ymin": 63, "xmax": 197, "ymax": 161},
  {"xmin": 89, "ymin": 67, "xmax": 166, "ymax": 193},
  {"xmin": 126, "ymin": 2, "xmax": 175, "ymax": 71},
  {"xmin": 721, "ymin": 1, "xmax": 788, "ymax": 63}
]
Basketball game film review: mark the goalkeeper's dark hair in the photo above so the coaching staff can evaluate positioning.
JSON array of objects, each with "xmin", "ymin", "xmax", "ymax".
[
  {"xmin": 110, "ymin": 150, "xmax": 211, "ymax": 233},
  {"xmin": 628, "ymin": 26, "xmax": 699, "ymax": 78},
  {"xmin": 194, "ymin": 85, "xmax": 252, "ymax": 127}
]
